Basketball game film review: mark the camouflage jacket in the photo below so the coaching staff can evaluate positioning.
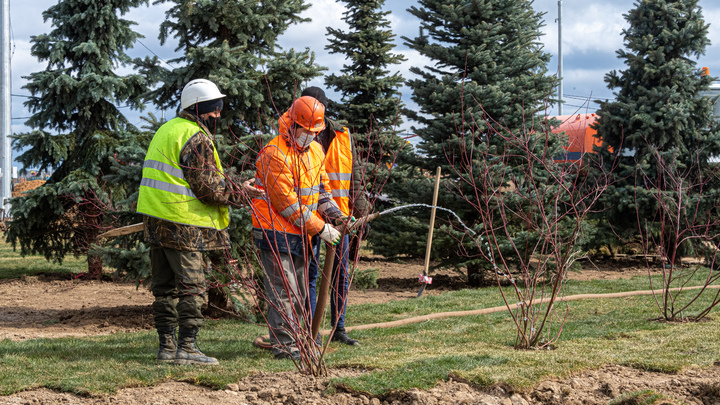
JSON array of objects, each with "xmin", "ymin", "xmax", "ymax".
[{"xmin": 143, "ymin": 111, "xmax": 231, "ymax": 251}]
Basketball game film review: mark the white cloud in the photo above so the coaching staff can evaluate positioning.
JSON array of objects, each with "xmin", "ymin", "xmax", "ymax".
[
  {"xmin": 539, "ymin": 3, "xmax": 627, "ymax": 56},
  {"xmin": 279, "ymin": 0, "xmax": 347, "ymax": 53},
  {"xmin": 702, "ymin": 8, "xmax": 720, "ymax": 75}
]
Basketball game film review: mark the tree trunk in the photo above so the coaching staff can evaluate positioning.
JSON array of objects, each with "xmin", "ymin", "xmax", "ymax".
[
  {"xmin": 86, "ymin": 253, "xmax": 104, "ymax": 280},
  {"xmin": 467, "ymin": 262, "xmax": 485, "ymax": 287}
]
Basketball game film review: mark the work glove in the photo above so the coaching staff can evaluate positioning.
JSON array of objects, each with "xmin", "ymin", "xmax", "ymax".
[
  {"xmin": 344, "ymin": 215, "xmax": 359, "ymax": 233},
  {"xmin": 333, "ymin": 215, "xmax": 357, "ymax": 233},
  {"xmin": 319, "ymin": 224, "xmax": 342, "ymax": 246}
]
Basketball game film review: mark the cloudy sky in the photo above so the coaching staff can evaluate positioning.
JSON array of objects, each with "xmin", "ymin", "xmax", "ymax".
[{"xmin": 6, "ymin": 0, "xmax": 720, "ymax": 153}]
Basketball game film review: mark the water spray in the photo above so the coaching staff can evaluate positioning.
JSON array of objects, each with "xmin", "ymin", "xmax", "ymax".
[{"xmin": 372, "ymin": 203, "xmax": 477, "ymax": 236}]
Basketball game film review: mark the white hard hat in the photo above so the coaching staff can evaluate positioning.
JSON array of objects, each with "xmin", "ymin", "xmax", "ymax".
[{"xmin": 180, "ymin": 79, "xmax": 226, "ymax": 110}]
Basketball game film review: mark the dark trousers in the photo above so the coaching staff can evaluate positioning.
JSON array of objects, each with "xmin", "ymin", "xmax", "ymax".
[
  {"xmin": 150, "ymin": 246, "xmax": 206, "ymax": 329},
  {"xmin": 308, "ymin": 234, "xmax": 350, "ymax": 328}
]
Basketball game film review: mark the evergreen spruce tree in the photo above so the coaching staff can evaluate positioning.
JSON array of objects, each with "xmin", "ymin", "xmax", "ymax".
[
  {"xmin": 376, "ymin": 0, "xmax": 557, "ymax": 285},
  {"xmin": 6, "ymin": 0, "xmax": 149, "ymax": 277},
  {"xmin": 138, "ymin": 0, "xmax": 322, "ymax": 136},
  {"xmin": 324, "ymin": 0, "xmax": 405, "ymax": 133},
  {"xmin": 594, "ymin": 0, "xmax": 720, "ymax": 257},
  {"xmin": 323, "ymin": 0, "xmax": 409, "ymax": 246}
]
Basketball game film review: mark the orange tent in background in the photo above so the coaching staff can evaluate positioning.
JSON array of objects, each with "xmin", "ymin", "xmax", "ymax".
[{"xmin": 551, "ymin": 113, "xmax": 606, "ymax": 164}]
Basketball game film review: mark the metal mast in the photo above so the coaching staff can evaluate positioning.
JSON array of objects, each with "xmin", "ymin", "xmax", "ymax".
[
  {"xmin": 558, "ymin": 0, "xmax": 563, "ymax": 115},
  {"xmin": 1, "ymin": 0, "xmax": 11, "ymax": 215}
]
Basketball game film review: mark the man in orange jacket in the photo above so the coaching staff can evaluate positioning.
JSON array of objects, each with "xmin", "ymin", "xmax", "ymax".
[{"xmin": 251, "ymin": 96, "xmax": 345, "ymax": 360}]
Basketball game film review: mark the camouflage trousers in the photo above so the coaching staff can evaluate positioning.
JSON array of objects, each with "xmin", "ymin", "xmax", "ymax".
[{"xmin": 150, "ymin": 247, "xmax": 207, "ymax": 329}]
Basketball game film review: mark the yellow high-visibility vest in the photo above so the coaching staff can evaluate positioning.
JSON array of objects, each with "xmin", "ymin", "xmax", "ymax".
[{"xmin": 137, "ymin": 117, "xmax": 229, "ymax": 230}]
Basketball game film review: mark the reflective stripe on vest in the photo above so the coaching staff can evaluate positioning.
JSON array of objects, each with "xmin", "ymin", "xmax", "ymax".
[
  {"xmin": 325, "ymin": 127, "xmax": 353, "ymax": 215},
  {"xmin": 137, "ymin": 117, "xmax": 230, "ymax": 230},
  {"xmin": 251, "ymin": 135, "xmax": 326, "ymax": 236}
]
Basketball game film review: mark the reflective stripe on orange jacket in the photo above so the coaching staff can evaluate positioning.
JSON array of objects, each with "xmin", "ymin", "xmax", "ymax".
[
  {"xmin": 324, "ymin": 127, "xmax": 352, "ymax": 216},
  {"xmin": 251, "ymin": 131, "xmax": 330, "ymax": 238}
]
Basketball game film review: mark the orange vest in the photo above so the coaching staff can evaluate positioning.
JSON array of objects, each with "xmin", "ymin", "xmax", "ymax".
[
  {"xmin": 324, "ymin": 128, "xmax": 353, "ymax": 216},
  {"xmin": 251, "ymin": 134, "xmax": 328, "ymax": 237}
]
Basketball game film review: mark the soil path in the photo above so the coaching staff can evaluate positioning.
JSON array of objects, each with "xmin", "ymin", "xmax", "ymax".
[{"xmin": 0, "ymin": 256, "xmax": 647, "ymax": 341}]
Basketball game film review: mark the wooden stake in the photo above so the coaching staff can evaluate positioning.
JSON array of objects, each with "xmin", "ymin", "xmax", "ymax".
[
  {"xmin": 310, "ymin": 212, "xmax": 382, "ymax": 340},
  {"xmin": 418, "ymin": 167, "xmax": 441, "ymax": 298},
  {"xmin": 311, "ymin": 244, "xmax": 336, "ymax": 340},
  {"xmin": 97, "ymin": 223, "xmax": 144, "ymax": 239}
]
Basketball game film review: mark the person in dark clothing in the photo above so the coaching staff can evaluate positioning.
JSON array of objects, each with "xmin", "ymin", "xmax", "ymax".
[{"xmin": 302, "ymin": 86, "xmax": 372, "ymax": 346}]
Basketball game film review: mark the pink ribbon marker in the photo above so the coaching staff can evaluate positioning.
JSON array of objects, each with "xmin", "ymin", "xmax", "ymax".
[{"xmin": 419, "ymin": 274, "xmax": 433, "ymax": 285}]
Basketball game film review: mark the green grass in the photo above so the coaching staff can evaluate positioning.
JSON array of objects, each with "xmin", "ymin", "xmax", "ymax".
[
  {"xmin": 0, "ymin": 240, "xmax": 86, "ymax": 279},
  {"xmin": 1, "ymin": 239, "xmax": 720, "ymax": 396},
  {"xmin": 609, "ymin": 389, "xmax": 681, "ymax": 405},
  {"xmin": 6, "ymin": 292, "xmax": 716, "ymax": 396}
]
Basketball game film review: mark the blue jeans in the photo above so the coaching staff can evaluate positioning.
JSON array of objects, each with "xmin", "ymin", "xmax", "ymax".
[{"xmin": 307, "ymin": 234, "xmax": 350, "ymax": 328}]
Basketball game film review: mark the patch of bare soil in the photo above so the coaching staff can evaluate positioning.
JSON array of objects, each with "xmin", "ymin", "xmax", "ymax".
[
  {"xmin": 0, "ymin": 275, "xmax": 154, "ymax": 341},
  {"xmin": 568, "ymin": 256, "xmax": 656, "ymax": 282},
  {"xmin": 3, "ymin": 256, "xmax": 713, "ymax": 404},
  {"xmin": 0, "ymin": 256, "xmax": 655, "ymax": 341},
  {"xmin": 3, "ymin": 365, "xmax": 720, "ymax": 404},
  {"xmin": 350, "ymin": 256, "xmax": 466, "ymax": 304}
]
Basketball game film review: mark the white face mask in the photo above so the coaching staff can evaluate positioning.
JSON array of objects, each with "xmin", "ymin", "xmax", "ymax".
[{"xmin": 295, "ymin": 130, "xmax": 316, "ymax": 149}]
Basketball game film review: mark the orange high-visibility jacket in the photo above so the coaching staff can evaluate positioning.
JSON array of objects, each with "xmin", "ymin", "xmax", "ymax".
[
  {"xmin": 252, "ymin": 119, "xmax": 333, "ymax": 239},
  {"xmin": 324, "ymin": 127, "xmax": 353, "ymax": 216}
]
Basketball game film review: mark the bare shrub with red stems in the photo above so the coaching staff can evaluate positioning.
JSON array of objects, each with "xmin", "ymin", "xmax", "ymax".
[
  {"xmin": 633, "ymin": 146, "xmax": 720, "ymax": 321},
  {"xmin": 446, "ymin": 108, "xmax": 614, "ymax": 349}
]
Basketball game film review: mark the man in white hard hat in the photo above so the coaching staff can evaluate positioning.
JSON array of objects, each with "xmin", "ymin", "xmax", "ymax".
[{"xmin": 137, "ymin": 78, "xmax": 233, "ymax": 366}]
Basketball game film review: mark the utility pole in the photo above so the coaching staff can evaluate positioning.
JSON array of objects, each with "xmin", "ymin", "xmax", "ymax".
[
  {"xmin": 558, "ymin": 0, "xmax": 563, "ymax": 115},
  {"xmin": 1, "ymin": 0, "xmax": 11, "ymax": 216}
]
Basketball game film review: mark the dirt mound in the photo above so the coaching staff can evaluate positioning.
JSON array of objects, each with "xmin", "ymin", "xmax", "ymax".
[
  {"xmin": 12, "ymin": 179, "xmax": 46, "ymax": 197},
  {"xmin": 527, "ymin": 364, "xmax": 720, "ymax": 404}
]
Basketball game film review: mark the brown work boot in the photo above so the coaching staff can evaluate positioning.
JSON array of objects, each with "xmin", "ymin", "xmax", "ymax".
[
  {"xmin": 156, "ymin": 326, "xmax": 177, "ymax": 363},
  {"xmin": 174, "ymin": 327, "xmax": 219, "ymax": 365}
]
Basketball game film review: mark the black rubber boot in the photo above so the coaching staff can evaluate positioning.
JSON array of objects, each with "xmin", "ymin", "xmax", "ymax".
[
  {"xmin": 331, "ymin": 327, "xmax": 359, "ymax": 346},
  {"xmin": 156, "ymin": 326, "xmax": 177, "ymax": 363},
  {"xmin": 175, "ymin": 327, "xmax": 219, "ymax": 365}
]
